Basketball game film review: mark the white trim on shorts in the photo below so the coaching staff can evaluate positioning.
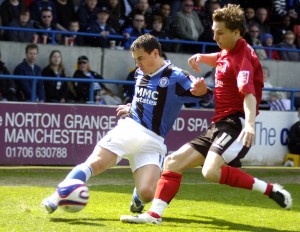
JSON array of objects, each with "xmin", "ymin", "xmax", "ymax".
[
  {"xmin": 222, "ymin": 117, "xmax": 245, "ymax": 164},
  {"xmin": 98, "ymin": 117, "xmax": 166, "ymax": 172}
]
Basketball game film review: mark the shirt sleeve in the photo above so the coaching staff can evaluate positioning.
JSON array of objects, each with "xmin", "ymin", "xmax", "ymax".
[
  {"xmin": 175, "ymin": 73, "xmax": 212, "ymax": 104},
  {"xmin": 236, "ymin": 56, "xmax": 255, "ymax": 96}
]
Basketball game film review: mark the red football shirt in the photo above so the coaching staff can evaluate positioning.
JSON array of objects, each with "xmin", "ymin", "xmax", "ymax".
[{"xmin": 212, "ymin": 38, "xmax": 264, "ymax": 123}]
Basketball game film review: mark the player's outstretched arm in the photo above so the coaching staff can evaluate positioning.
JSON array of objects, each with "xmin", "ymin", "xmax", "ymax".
[{"xmin": 188, "ymin": 53, "xmax": 219, "ymax": 73}]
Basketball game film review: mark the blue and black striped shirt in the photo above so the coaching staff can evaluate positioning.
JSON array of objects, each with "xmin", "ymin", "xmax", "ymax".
[{"xmin": 129, "ymin": 60, "xmax": 211, "ymax": 138}]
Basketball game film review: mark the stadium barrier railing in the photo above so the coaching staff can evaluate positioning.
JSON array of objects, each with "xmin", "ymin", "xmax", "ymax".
[
  {"xmin": 0, "ymin": 74, "xmax": 299, "ymax": 110},
  {"xmin": 1, "ymin": 26, "xmax": 300, "ymax": 59}
]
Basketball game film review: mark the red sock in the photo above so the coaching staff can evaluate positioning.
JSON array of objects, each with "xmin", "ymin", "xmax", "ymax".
[
  {"xmin": 264, "ymin": 183, "xmax": 273, "ymax": 196},
  {"xmin": 148, "ymin": 211, "xmax": 161, "ymax": 218},
  {"xmin": 219, "ymin": 166, "xmax": 254, "ymax": 190},
  {"xmin": 154, "ymin": 170, "xmax": 182, "ymax": 204}
]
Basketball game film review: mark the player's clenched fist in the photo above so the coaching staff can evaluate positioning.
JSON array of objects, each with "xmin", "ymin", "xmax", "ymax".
[{"xmin": 189, "ymin": 76, "xmax": 208, "ymax": 96}]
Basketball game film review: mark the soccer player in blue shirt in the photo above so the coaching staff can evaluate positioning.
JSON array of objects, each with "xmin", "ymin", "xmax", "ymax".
[{"xmin": 41, "ymin": 34, "xmax": 212, "ymax": 214}]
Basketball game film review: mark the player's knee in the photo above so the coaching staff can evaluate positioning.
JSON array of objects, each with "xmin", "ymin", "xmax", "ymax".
[
  {"xmin": 164, "ymin": 155, "xmax": 180, "ymax": 172},
  {"xmin": 202, "ymin": 165, "xmax": 220, "ymax": 183}
]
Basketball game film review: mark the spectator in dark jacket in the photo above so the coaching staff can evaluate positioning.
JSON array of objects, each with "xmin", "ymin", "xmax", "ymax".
[
  {"xmin": 62, "ymin": 19, "xmax": 85, "ymax": 46},
  {"xmin": 288, "ymin": 108, "xmax": 300, "ymax": 155},
  {"xmin": 54, "ymin": 0, "xmax": 76, "ymax": 31},
  {"xmin": 271, "ymin": 14, "xmax": 294, "ymax": 44},
  {"xmin": 68, "ymin": 55, "xmax": 109, "ymax": 103},
  {"xmin": 33, "ymin": 8, "xmax": 58, "ymax": 44},
  {"xmin": 86, "ymin": 6, "xmax": 117, "ymax": 47},
  {"xmin": 76, "ymin": 0, "xmax": 100, "ymax": 31},
  {"xmin": 13, "ymin": 43, "xmax": 45, "ymax": 102},
  {"xmin": 122, "ymin": 12, "xmax": 150, "ymax": 49},
  {"xmin": 0, "ymin": 51, "xmax": 17, "ymax": 101},
  {"xmin": 276, "ymin": 30, "xmax": 300, "ymax": 61},
  {"xmin": 253, "ymin": 7, "xmax": 271, "ymax": 36},
  {"xmin": 121, "ymin": 0, "xmax": 153, "ymax": 31},
  {"xmin": 69, "ymin": 55, "xmax": 122, "ymax": 105},
  {"xmin": 30, "ymin": 0, "xmax": 56, "ymax": 23},
  {"xmin": 41, "ymin": 49, "xmax": 68, "ymax": 102},
  {"xmin": 0, "ymin": 0, "xmax": 27, "ymax": 26},
  {"xmin": 7, "ymin": 8, "xmax": 35, "ymax": 43},
  {"xmin": 149, "ymin": 15, "xmax": 173, "ymax": 52}
]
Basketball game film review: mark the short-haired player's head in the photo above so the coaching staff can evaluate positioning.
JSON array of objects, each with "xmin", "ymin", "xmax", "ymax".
[
  {"xmin": 130, "ymin": 34, "xmax": 162, "ymax": 57},
  {"xmin": 130, "ymin": 34, "xmax": 165, "ymax": 75},
  {"xmin": 213, "ymin": 4, "xmax": 246, "ymax": 37}
]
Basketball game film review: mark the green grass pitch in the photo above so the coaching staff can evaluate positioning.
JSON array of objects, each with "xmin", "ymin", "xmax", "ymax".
[{"xmin": 0, "ymin": 167, "xmax": 299, "ymax": 232}]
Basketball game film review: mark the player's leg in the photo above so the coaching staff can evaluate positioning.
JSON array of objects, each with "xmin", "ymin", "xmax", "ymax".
[
  {"xmin": 62, "ymin": 146, "xmax": 118, "ymax": 182},
  {"xmin": 120, "ymin": 143, "xmax": 205, "ymax": 224},
  {"xmin": 41, "ymin": 146, "xmax": 118, "ymax": 214},
  {"xmin": 130, "ymin": 164, "xmax": 161, "ymax": 213},
  {"xmin": 202, "ymin": 116, "xmax": 292, "ymax": 209},
  {"xmin": 128, "ymin": 131, "xmax": 167, "ymax": 213},
  {"xmin": 203, "ymin": 150, "xmax": 292, "ymax": 209},
  {"xmin": 41, "ymin": 118, "xmax": 135, "ymax": 214}
]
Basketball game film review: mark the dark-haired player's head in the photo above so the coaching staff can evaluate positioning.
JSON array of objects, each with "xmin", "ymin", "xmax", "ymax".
[
  {"xmin": 130, "ymin": 34, "xmax": 165, "ymax": 75},
  {"xmin": 130, "ymin": 34, "xmax": 162, "ymax": 57}
]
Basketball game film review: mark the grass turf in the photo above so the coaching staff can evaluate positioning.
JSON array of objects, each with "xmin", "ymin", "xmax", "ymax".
[{"xmin": 0, "ymin": 167, "xmax": 299, "ymax": 232}]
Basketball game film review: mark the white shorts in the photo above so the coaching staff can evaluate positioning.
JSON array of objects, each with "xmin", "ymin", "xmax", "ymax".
[{"xmin": 98, "ymin": 117, "xmax": 167, "ymax": 172}]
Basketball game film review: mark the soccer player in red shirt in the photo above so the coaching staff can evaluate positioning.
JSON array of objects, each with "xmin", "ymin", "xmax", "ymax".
[{"xmin": 120, "ymin": 4, "xmax": 292, "ymax": 225}]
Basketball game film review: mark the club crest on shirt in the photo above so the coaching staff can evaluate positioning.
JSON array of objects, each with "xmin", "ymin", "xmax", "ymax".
[
  {"xmin": 159, "ymin": 77, "xmax": 169, "ymax": 88},
  {"xmin": 237, "ymin": 70, "xmax": 249, "ymax": 87}
]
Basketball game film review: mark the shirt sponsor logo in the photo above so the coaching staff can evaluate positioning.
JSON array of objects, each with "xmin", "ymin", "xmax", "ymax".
[
  {"xmin": 136, "ymin": 87, "xmax": 159, "ymax": 100},
  {"xmin": 237, "ymin": 70, "xmax": 249, "ymax": 88},
  {"xmin": 134, "ymin": 87, "xmax": 158, "ymax": 106}
]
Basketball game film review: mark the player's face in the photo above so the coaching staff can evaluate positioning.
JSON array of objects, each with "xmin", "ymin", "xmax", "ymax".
[
  {"xmin": 132, "ymin": 48, "xmax": 158, "ymax": 75},
  {"xmin": 212, "ymin": 21, "xmax": 240, "ymax": 51}
]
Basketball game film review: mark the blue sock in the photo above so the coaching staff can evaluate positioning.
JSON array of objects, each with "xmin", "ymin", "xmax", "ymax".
[
  {"xmin": 64, "ymin": 163, "xmax": 93, "ymax": 182},
  {"xmin": 133, "ymin": 188, "xmax": 143, "ymax": 205}
]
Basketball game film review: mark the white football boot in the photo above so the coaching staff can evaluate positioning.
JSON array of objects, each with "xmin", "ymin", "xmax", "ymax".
[
  {"xmin": 120, "ymin": 213, "xmax": 162, "ymax": 225},
  {"xmin": 41, "ymin": 192, "xmax": 59, "ymax": 214}
]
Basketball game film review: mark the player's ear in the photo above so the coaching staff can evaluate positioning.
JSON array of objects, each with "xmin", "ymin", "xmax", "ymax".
[
  {"xmin": 152, "ymin": 49, "xmax": 159, "ymax": 57},
  {"xmin": 234, "ymin": 29, "xmax": 240, "ymax": 36}
]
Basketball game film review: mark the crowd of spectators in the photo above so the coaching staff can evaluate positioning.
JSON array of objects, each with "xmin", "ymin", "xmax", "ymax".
[
  {"xmin": 0, "ymin": 0, "xmax": 299, "ymax": 59},
  {"xmin": 0, "ymin": 0, "xmax": 300, "ymax": 106},
  {"xmin": 0, "ymin": 43, "xmax": 123, "ymax": 105}
]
